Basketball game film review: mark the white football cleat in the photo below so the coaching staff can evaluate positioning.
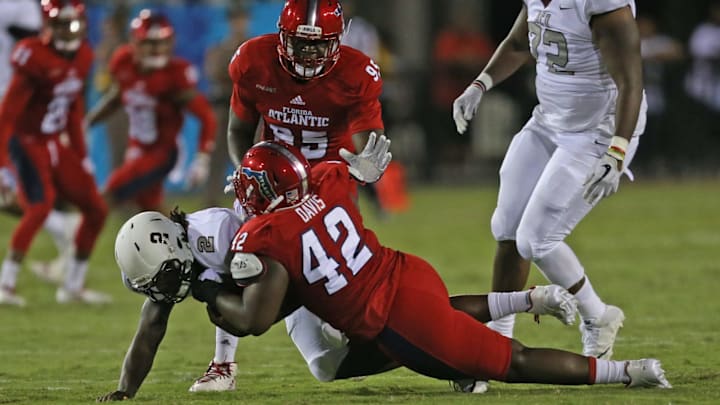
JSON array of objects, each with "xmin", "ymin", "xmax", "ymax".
[
  {"xmin": 0, "ymin": 286, "xmax": 26, "ymax": 307},
  {"xmin": 56, "ymin": 287, "xmax": 112, "ymax": 304},
  {"xmin": 189, "ymin": 362, "xmax": 237, "ymax": 392},
  {"xmin": 451, "ymin": 379, "xmax": 489, "ymax": 394},
  {"xmin": 580, "ymin": 305, "xmax": 624, "ymax": 359},
  {"xmin": 626, "ymin": 359, "xmax": 672, "ymax": 388},
  {"xmin": 528, "ymin": 285, "xmax": 578, "ymax": 325}
]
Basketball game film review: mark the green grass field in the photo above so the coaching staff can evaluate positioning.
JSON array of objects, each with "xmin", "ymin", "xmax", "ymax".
[{"xmin": 1, "ymin": 179, "xmax": 719, "ymax": 404}]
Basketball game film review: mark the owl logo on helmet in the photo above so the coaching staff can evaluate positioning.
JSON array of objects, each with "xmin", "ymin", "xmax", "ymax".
[
  {"xmin": 234, "ymin": 141, "xmax": 312, "ymax": 216},
  {"xmin": 41, "ymin": 0, "xmax": 86, "ymax": 53},
  {"xmin": 277, "ymin": 0, "xmax": 345, "ymax": 80},
  {"xmin": 115, "ymin": 211, "xmax": 194, "ymax": 303}
]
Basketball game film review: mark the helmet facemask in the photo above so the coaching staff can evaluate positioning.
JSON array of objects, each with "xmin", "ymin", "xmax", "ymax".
[
  {"xmin": 279, "ymin": 27, "xmax": 341, "ymax": 80},
  {"xmin": 132, "ymin": 258, "xmax": 193, "ymax": 304}
]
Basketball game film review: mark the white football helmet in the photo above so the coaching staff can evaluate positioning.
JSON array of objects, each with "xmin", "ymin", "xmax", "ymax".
[{"xmin": 115, "ymin": 211, "xmax": 194, "ymax": 303}]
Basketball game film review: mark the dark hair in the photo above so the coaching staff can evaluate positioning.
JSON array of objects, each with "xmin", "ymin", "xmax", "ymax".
[{"xmin": 169, "ymin": 206, "xmax": 189, "ymax": 240}]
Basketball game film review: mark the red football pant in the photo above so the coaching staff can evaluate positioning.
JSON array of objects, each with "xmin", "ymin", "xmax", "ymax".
[
  {"xmin": 9, "ymin": 136, "xmax": 107, "ymax": 255},
  {"xmin": 104, "ymin": 146, "xmax": 177, "ymax": 210},
  {"xmin": 376, "ymin": 253, "xmax": 513, "ymax": 381}
]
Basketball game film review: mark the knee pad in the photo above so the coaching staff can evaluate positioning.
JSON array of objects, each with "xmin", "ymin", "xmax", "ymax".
[
  {"xmin": 515, "ymin": 229, "xmax": 559, "ymax": 261},
  {"xmin": 490, "ymin": 209, "xmax": 516, "ymax": 242}
]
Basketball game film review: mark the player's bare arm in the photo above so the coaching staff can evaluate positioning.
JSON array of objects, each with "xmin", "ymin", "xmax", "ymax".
[
  {"xmin": 453, "ymin": 6, "xmax": 531, "ymax": 134},
  {"xmin": 591, "ymin": 6, "xmax": 643, "ymax": 143},
  {"xmin": 99, "ymin": 299, "xmax": 174, "ymax": 401},
  {"xmin": 227, "ymin": 109, "xmax": 259, "ymax": 166},
  {"xmin": 210, "ymin": 256, "xmax": 289, "ymax": 336},
  {"xmin": 483, "ymin": 5, "xmax": 532, "ymax": 85},
  {"xmin": 84, "ymin": 82, "xmax": 121, "ymax": 127}
]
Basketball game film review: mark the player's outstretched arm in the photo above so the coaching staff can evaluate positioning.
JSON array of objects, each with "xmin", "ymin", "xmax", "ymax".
[
  {"xmin": 85, "ymin": 82, "xmax": 122, "ymax": 128},
  {"xmin": 453, "ymin": 6, "xmax": 532, "ymax": 134},
  {"xmin": 99, "ymin": 299, "xmax": 173, "ymax": 401}
]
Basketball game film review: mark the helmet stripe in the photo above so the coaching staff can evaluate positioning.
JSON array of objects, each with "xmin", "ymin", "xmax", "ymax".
[
  {"xmin": 306, "ymin": 0, "xmax": 319, "ymax": 26},
  {"xmin": 260, "ymin": 142, "xmax": 309, "ymax": 196}
]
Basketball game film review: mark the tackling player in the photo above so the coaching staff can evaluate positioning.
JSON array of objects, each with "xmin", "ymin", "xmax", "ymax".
[
  {"xmin": 202, "ymin": 139, "xmax": 669, "ymax": 390},
  {"xmin": 101, "ymin": 135, "xmax": 604, "ymax": 401},
  {"xmin": 452, "ymin": 0, "xmax": 647, "ymax": 391},
  {"xmin": 85, "ymin": 9, "xmax": 217, "ymax": 212},
  {"xmin": 0, "ymin": 0, "xmax": 110, "ymax": 306}
]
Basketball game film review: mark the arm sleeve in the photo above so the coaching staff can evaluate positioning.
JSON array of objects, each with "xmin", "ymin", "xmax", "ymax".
[
  {"xmin": 228, "ymin": 43, "xmax": 260, "ymax": 124},
  {"xmin": 347, "ymin": 63, "xmax": 384, "ymax": 135},
  {"xmin": 0, "ymin": 73, "xmax": 34, "ymax": 166},
  {"xmin": 185, "ymin": 92, "xmax": 217, "ymax": 154},
  {"xmin": 583, "ymin": 0, "xmax": 631, "ymax": 21}
]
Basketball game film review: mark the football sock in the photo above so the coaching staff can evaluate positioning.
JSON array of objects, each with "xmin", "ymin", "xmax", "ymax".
[
  {"xmin": 286, "ymin": 306, "xmax": 349, "ymax": 382},
  {"xmin": 63, "ymin": 257, "xmax": 88, "ymax": 292},
  {"xmin": 213, "ymin": 327, "xmax": 239, "ymax": 364},
  {"xmin": 574, "ymin": 277, "xmax": 606, "ymax": 322},
  {"xmin": 488, "ymin": 291, "xmax": 531, "ymax": 320},
  {"xmin": 593, "ymin": 359, "xmax": 630, "ymax": 384},
  {"xmin": 43, "ymin": 210, "xmax": 75, "ymax": 252},
  {"xmin": 0, "ymin": 258, "xmax": 20, "ymax": 289},
  {"xmin": 534, "ymin": 242, "xmax": 584, "ymax": 288},
  {"xmin": 487, "ymin": 314, "xmax": 516, "ymax": 338}
]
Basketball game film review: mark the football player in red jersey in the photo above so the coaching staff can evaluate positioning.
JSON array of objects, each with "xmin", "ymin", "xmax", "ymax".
[
  {"xmin": 226, "ymin": 0, "xmax": 383, "ymax": 170},
  {"xmin": 0, "ymin": 0, "xmax": 110, "ymax": 306},
  {"xmin": 85, "ymin": 9, "xmax": 217, "ymax": 211},
  {"xmin": 198, "ymin": 138, "xmax": 670, "ymax": 390}
]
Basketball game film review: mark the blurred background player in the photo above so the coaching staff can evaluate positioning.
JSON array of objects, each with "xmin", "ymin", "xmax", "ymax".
[
  {"xmin": 0, "ymin": 0, "xmax": 110, "ymax": 306},
  {"xmin": 202, "ymin": 2, "xmax": 251, "ymax": 206},
  {"xmin": 0, "ymin": 0, "xmax": 81, "ymax": 285},
  {"xmin": 452, "ymin": 0, "xmax": 647, "ymax": 391},
  {"xmin": 85, "ymin": 9, "xmax": 217, "ymax": 213}
]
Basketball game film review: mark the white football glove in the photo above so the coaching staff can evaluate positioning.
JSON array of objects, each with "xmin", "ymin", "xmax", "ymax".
[
  {"xmin": 339, "ymin": 132, "xmax": 391, "ymax": 183},
  {"xmin": 583, "ymin": 153, "xmax": 622, "ymax": 205},
  {"xmin": 223, "ymin": 172, "xmax": 237, "ymax": 195},
  {"xmin": 528, "ymin": 285, "xmax": 578, "ymax": 326},
  {"xmin": 452, "ymin": 84, "xmax": 484, "ymax": 134},
  {"xmin": 0, "ymin": 167, "xmax": 16, "ymax": 207},
  {"xmin": 186, "ymin": 152, "xmax": 211, "ymax": 189}
]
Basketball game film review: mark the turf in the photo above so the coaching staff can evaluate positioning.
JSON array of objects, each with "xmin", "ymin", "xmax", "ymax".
[{"xmin": 1, "ymin": 179, "xmax": 719, "ymax": 404}]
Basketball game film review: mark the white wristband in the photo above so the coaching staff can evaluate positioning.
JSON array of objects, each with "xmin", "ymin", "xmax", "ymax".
[{"xmin": 472, "ymin": 72, "xmax": 494, "ymax": 92}]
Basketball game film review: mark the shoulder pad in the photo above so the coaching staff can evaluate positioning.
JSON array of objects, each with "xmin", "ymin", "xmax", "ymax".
[{"xmin": 230, "ymin": 252, "xmax": 266, "ymax": 285}]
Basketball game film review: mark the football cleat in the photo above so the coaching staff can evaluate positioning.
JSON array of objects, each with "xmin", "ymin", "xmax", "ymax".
[
  {"xmin": 625, "ymin": 359, "xmax": 672, "ymax": 388},
  {"xmin": 580, "ymin": 305, "xmax": 624, "ymax": 359},
  {"xmin": 56, "ymin": 287, "xmax": 112, "ymax": 304},
  {"xmin": 528, "ymin": 285, "xmax": 578, "ymax": 325},
  {"xmin": 0, "ymin": 286, "xmax": 26, "ymax": 307},
  {"xmin": 189, "ymin": 362, "xmax": 237, "ymax": 392},
  {"xmin": 451, "ymin": 379, "xmax": 489, "ymax": 394}
]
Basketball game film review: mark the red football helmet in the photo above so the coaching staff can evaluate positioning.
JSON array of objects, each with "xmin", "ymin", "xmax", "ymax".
[
  {"xmin": 130, "ymin": 9, "xmax": 175, "ymax": 69},
  {"xmin": 277, "ymin": 0, "xmax": 345, "ymax": 80},
  {"xmin": 41, "ymin": 0, "xmax": 86, "ymax": 52},
  {"xmin": 234, "ymin": 141, "xmax": 312, "ymax": 216}
]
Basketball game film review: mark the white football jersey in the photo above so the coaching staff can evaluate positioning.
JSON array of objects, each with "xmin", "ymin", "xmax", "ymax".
[
  {"xmin": 524, "ymin": 0, "xmax": 646, "ymax": 135},
  {"xmin": 0, "ymin": 0, "xmax": 41, "ymax": 97},
  {"xmin": 186, "ymin": 207, "xmax": 244, "ymax": 275}
]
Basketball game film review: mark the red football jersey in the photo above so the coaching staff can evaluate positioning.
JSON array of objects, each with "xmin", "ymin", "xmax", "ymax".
[
  {"xmin": 228, "ymin": 34, "xmax": 384, "ymax": 164},
  {"xmin": 0, "ymin": 38, "xmax": 92, "ymax": 164},
  {"xmin": 109, "ymin": 45, "xmax": 199, "ymax": 150},
  {"xmin": 232, "ymin": 162, "xmax": 401, "ymax": 341}
]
